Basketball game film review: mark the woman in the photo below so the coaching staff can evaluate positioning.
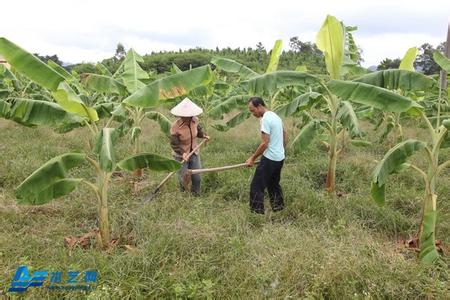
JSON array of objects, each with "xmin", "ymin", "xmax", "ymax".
[{"xmin": 169, "ymin": 97, "xmax": 209, "ymax": 195}]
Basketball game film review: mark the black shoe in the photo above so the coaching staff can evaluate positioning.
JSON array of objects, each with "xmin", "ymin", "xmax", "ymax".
[{"xmin": 250, "ymin": 209, "xmax": 265, "ymax": 215}]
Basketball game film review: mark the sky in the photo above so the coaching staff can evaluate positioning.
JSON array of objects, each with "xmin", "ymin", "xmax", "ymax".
[{"xmin": 1, "ymin": 0, "xmax": 449, "ymax": 68}]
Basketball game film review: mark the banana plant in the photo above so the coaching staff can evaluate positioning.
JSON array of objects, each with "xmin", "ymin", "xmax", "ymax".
[
  {"xmin": 371, "ymin": 36, "xmax": 450, "ymax": 264},
  {"xmin": 82, "ymin": 50, "xmax": 213, "ymax": 175},
  {"xmin": 210, "ymin": 40, "xmax": 295, "ymax": 131},
  {"xmin": 185, "ymin": 70, "xmax": 235, "ymax": 132},
  {"xmin": 269, "ymin": 16, "xmax": 423, "ymax": 194},
  {"xmin": 356, "ymin": 48, "xmax": 437, "ymax": 144},
  {"xmin": 0, "ymin": 37, "xmax": 182, "ymax": 248}
]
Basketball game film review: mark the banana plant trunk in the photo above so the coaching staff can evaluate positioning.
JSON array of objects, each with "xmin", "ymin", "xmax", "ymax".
[
  {"xmin": 133, "ymin": 134, "xmax": 144, "ymax": 177},
  {"xmin": 419, "ymin": 183, "xmax": 438, "ymax": 262},
  {"xmin": 98, "ymin": 171, "xmax": 111, "ymax": 249},
  {"xmin": 326, "ymin": 112, "xmax": 338, "ymax": 193},
  {"xmin": 418, "ymin": 150, "xmax": 439, "ymax": 262}
]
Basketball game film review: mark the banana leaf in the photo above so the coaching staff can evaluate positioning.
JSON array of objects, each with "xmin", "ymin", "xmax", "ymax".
[
  {"xmin": 371, "ymin": 139, "xmax": 426, "ymax": 205},
  {"xmin": 0, "ymin": 38, "xmax": 64, "ymax": 91},
  {"xmin": 123, "ymin": 65, "xmax": 213, "ymax": 108},
  {"xmin": 316, "ymin": 15, "xmax": 344, "ymax": 79},
  {"xmin": 16, "ymin": 153, "xmax": 86, "ymax": 205},
  {"xmin": 118, "ymin": 153, "xmax": 181, "ymax": 172},
  {"xmin": 242, "ymin": 71, "xmax": 321, "ymax": 98},
  {"xmin": 211, "ymin": 57, "xmax": 258, "ymax": 79},
  {"xmin": 328, "ymin": 80, "xmax": 423, "ymax": 113}
]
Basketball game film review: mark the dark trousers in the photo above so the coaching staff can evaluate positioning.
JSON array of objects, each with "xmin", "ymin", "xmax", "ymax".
[
  {"xmin": 174, "ymin": 154, "xmax": 202, "ymax": 195},
  {"xmin": 250, "ymin": 156, "xmax": 284, "ymax": 214}
]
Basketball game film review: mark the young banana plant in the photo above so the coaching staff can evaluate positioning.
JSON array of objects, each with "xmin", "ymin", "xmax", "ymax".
[
  {"xmin": 211, "ymin": 39, "xmax": 299, "ymax": 131},
  {"xmin": 371, "ymin": 36, "xmax": 450, "ymax": 264},
  {"xmin": 271, "ymin": 15, "xmax": 422, "ymax": 194},
  {"xmin": 356, "ymin": 47, "xmax": 437, "ymax": 144},
  {"xmin": 82, "ymin": 49, "xmax": 214, "ymax": 176},
  {"xmin": 0, "ymin": 38, "xmax": 181, "ymax": 248}
]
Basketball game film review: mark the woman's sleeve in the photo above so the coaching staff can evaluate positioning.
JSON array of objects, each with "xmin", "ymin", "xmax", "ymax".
[
  {"xmin": 197, "ymin": 124, "xmax": 205, "ymax": 138},
  {"xmin": 170, "ymin": 125, "xmax": 182, "ymax": 154}
]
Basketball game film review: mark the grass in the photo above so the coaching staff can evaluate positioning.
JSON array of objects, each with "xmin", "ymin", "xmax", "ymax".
[{"xmin": 0, "ymin": 117, "xmax": 449, "ymax": 299}]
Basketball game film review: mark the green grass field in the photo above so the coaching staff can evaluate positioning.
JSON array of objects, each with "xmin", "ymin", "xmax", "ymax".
[{"xmin": 0, "ymin": 117, "xmax": 449, "ymax": 299}]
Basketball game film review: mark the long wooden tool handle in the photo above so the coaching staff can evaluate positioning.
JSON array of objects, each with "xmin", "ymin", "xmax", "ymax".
[
  {"xmin": 188, "ymin": 161, "xmax": 259, "ymax": 175},
  {"xmin": 184, "ymin": 139, "xmax": 206, "ymax": 162},
  {"xmin": 150, "ymin": 139, "xmax": 207, "ymax": 193}
]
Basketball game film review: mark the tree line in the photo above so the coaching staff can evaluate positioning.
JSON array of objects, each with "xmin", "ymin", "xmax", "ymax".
[{"xmin": 34, "ymin": 38, "xmax": 445, "ymax": 76}]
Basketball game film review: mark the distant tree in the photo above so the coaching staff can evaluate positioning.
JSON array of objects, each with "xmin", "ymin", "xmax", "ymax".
[
  {"xmin": 377, "ymin": 58, "xmax": 401, "ymax": 70},
  {"xmin": 289, "ymin": 36, "xmax": 316, "ymax": 54},
  {"xmin": 115, "ymin": 43, "xmax": 126, "ymax": 60},
  {"xmin": 69, "ymin": 62, "xmax": 97, "ymax": 74},
  {"xmin": 256, "ymin": 42, "xmax": 265, "ymax": 53},
  {"xmin": 100, "ymin": 57, "xmax": 121, "ymax": 73},
  {"xmin": 415, "ymin": 42, "xmax": 445, "ymax": 75},
  {"xmin": 34, "ymin": 54, "xmax": 63, "ymax": 66}
]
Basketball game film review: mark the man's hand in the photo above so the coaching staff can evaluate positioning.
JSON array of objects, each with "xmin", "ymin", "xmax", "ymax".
[
  {"xmin": 245, "ymin": 156, "xmax": 255, "ymax": 167},
  {"xmin": 204, "ymin": 135, "xmax": 210, "ymax": 144}
]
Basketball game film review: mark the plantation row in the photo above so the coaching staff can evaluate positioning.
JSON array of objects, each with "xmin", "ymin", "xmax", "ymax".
[{"xmin": 0, "ymin": 15, "xmax": 449, "ymax": 264}]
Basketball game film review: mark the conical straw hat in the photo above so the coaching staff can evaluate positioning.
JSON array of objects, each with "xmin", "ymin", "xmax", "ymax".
[{"xmin": 170, "ymin": 97, "xmax": 203, "ymax": 117}]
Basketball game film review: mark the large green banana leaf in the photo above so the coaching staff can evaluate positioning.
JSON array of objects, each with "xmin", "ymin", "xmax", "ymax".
[
  {"xmin": 16, "ymin": 153, "xmax": 86, "ymax": 205},
  {"xmin": 0, "ymin": 63, "xmax": 18, "ymax": 81},
  {"xmin": 18, "ymin": 179, "xmax": 83, "ymax": 205},
  {"xmin": 117, "ymin": 153, "xmax": 181, "ymax": 172},
  {"xmin": 145, "ymin": 111, "xmax": 172, "ymax": 136},
  {"xmin": 0, "ymin": 38, "xmax": 65, "ymax": 90},
  {"xmin": 52, "ymin": 81, "xmax": 98, "ymax": 121},
  {"xmin": 433, "ymin": 51, "xmax": 450, "ymax": 72},
  {"xmin": 4, "ymin": 98, "xmax": 83, "ymax": 127},
  {"xmin": 209, "ymin": 95, "xmax": 252, "ymax": 119},
  {"xmin": 211, "ymin": 57, "xmax": 258, "ymax": 79},
  {"xmin": 275, "ymin": 92, "xmax": 322, "ymax": 117},
  {"xmin": 212, "ymin": 110, "xmax": 251, "ymax": 132},
  {"xmin": 0, "ymin": 38, "xmax": 98, "ymax": 121},
  {"xmin": 328, "ymin": 80, "xmax": 423, "ymax": 113},
  {"xmin": 171, "ymin": 63, "xmax": 183, "ymax": 74},
  {"xmin": 96, "ymin": 63, "xmax": 113, "ymax": 76},
  {"xmin": 291, "ymin": 120, "xmax": 322, "ymax": 153},
  {"xmin": 399, "ymin": 47, "xmax": 418, "ymax": 71},
  {"xmin": 47, "ymin": 60, "xmax": 77, "ymax": 83},
  {"xmin": 355, "ymin": 70, "xmax": 436, "ymax": 92},
  {"xmin": 344, "ymin": 26, "xmax": 359, "ymax": 63},
  {"xmin": 371, "ymin": 139, "xmax": 426, "ymax": 205},
  {"xmin": 266, "ymin": 40, "xmax": 283, "ymax": 73},
  {"xmin": 119, "ymin": 49, "xmax": 149, "ymax": 93},
  {"xmin": 242, "ymin": 71, "xmax": 321, "ymax": 97},
  {"xmin": 123, "ymin": 65, "xmax": 213, "ymax": 107},
  {"xmin": 83, "ymin": 73, "xmax": 127, "ymax": 95},
  {"xmin": 93, "ymin": 102, "xmax": 118, "ymax": 119},
  {"xmin": 0, "ymin": 99, "xmax": 11, "ymax": 117},
  {"xmin": 337, "ymin": 101, "xmax": 362, "ymax": 138},
  {"xmin": 316, "ymin": 15, "xmax": 344, "ymax": 80},
  {"xmin": 94, "ymin": 128, "xmax": 117, "ymax": 172}
]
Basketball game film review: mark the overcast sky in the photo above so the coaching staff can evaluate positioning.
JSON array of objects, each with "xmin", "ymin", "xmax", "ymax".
[{"xmin": 2, "ymin": 0, "xmax": 449, "ymax": 67}]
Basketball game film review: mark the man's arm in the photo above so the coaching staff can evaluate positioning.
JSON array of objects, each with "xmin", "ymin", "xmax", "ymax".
[
  {"xmin": 283, "ymin": 130, "xmax": 288, "ymax": 148},
  {"xmin": 246, "ymin": 132, "xmax": 270, "ymax": 166}
]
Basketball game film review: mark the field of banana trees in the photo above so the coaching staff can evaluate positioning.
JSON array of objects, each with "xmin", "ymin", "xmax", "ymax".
[{"xmin": 0, "ymin": 15, "xmax": 449, "ymax": 298}]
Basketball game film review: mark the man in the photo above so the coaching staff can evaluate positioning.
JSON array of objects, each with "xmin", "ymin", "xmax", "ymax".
[
  {"xmin": 245, "ymin": 96, "xmax": 287, "ymax": 214},
  {"xmin": 170, "ymin": 97, "xmax": 210, "ymax": 195}
]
